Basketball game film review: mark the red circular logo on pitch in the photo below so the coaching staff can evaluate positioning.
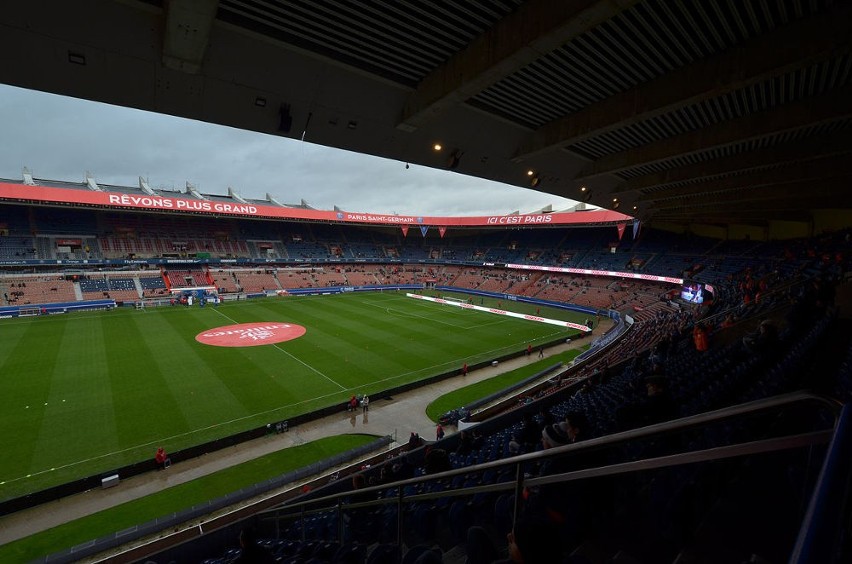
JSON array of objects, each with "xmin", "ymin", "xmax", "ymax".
[{"xmin": 196, "ymin": 322, "xmax": 306, "ymax": 347}]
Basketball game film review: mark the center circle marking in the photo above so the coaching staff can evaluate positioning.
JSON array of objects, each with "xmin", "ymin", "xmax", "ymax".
[{"xmin": 195, "ymin": 322, "xmax": 306, "ymax": 347}]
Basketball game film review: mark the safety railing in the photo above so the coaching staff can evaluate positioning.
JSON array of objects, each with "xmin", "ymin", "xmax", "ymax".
[{"xmin": 262, "ymin": 391, "xmax": 842, "ymax": 559}]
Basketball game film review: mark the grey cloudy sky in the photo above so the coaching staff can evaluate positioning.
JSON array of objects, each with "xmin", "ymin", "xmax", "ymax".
[{"xmin": 0, "ymin": 84, "xmax": 581, "ymax": 217}]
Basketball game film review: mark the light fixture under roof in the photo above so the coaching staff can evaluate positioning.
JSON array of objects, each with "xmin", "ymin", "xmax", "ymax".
[
  {"xmin": 447, "ymin": 150, "xmax": 462, "ymax": 170},
  {"xmin": 68, "ymin": 51, "xmax": 86, "ymax": 65},
  {"xmin": 433, "ymin": 143, "xmax": 442, "ymax": 151}
]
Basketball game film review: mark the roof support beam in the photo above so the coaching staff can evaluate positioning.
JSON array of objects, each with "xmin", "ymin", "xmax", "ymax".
[
  {"xmin": 612, "ymin": 129, "xmax": 852, "ymax": 196},
  {"xmin": 575, "ymin": 85, "xmax": 852, "ymax": 182},
  {"xmin": 514, "ymin": 3, "xmax": 852, "ymax": 159},
  {"xmin": 162, "ymin": 0, "xmax": 219, "ymax": 74},
  {"xmin": 639, "ymin": 156, "xmax": 852, "ymax": 203},
  {"xmin": 650, "ymin": 211, "xmax": 805, "ymax": 223},
  {"xmin": 648, "ymin": 176, "xmax": 852, "ymax": 211},
  {"xmin": 649, "ymin": 205, "xmax": 831, "ymax": 225},
  {"xmin": 397, "ymin": 0, "xmax": 638, "ymax": 131}
]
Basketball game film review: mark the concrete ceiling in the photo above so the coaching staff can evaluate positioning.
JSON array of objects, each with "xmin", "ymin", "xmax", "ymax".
[{"xmin": 0, "ymin": 0, "xmax": 850, "ymax": 229}]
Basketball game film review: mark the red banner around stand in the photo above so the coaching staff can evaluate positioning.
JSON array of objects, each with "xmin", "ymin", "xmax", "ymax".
[{"xmin": 0, "ymin": 182, "xmax": 635, "ymax": 227}]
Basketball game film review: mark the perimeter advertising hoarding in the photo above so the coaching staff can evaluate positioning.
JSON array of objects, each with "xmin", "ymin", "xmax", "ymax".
[{"xmin": 505, "ymin": 263, "xmax": 683, "ymax": 285}]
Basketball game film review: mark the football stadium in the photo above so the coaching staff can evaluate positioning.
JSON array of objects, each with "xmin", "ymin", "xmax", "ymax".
[{"xmin": 0, "ymin": 2, "xmax": 851, "ymax": 564}]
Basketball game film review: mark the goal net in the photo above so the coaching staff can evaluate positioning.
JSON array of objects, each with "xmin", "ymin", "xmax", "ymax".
[{"xmin": 171, "ymin": 286, "xmax": 220, "ymax": 307}]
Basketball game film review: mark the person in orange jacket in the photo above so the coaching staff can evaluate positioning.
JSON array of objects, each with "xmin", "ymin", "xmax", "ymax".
[{"xmin": 693, "ymin": 324, "xmax": 709, "ymax": 352}]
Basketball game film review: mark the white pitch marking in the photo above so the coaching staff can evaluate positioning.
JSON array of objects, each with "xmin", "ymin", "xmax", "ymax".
[{"xmin": 209, "ymin": 307, "xmax": 345, "ymax": 390}]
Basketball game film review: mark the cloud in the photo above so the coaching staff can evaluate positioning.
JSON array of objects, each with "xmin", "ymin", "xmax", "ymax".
[{"xmin": 0, "ymin": 84, "xmax": 581, "ymax": 216}]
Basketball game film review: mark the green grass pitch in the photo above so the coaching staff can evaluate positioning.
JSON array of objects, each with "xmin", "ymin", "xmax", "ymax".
[{"xmin": 0, "ymin": 291, "xmax": 584, "ymax": 500}]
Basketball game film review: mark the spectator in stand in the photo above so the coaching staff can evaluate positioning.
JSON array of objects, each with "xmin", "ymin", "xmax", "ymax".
[
  {"xmin": 492, "ymin": 420, "xmax": 575, "ymax": 544},
  {"xmin": 617, "ymin": 374, "xmax": 678, "ymax": 431},
  {"xmin": 562, "ymin": 411, "xmax": 590, "ymax": 443},
  {"xmin": 536, "ymin": 409, "xmax": 554, "ymax": 436},
  {"xmin": 540, "ymin": 420, "xmax": 572, "ymax": 450},
  {"xmin": 436, "ymin": 423, "xmax": 445, "ymax": 440},
  {"xmin": 376, "ymin": 464, "xmax": 393, "ymax": 485},
  {"xmin": 456, "ymin": 430, "xmax": 474, "ymax": 456},
  {"xmin": 517, "ymin": 413, "xmax": 539, "ymax": 452},
  {"xmin": 508, "ymin": 435, "xmax": 521, "ymax": 456},
  {"xmin": 693, "ymin": 323, "xmax": 709, "ymax": 352},
  {"xmin": 388, "ymin": 455, "xmax": 416, "ymax": 482},
  {"xmin": 466, "ymin": 514, "xmax": 562, "ymax": 564},
  {"xmin": 234, "ymin": 527, "xmax": 274, "ymax": 563},
  {"xmin": 407, "ymin": 432, "xmax": 422, "ymax": 451},
  {"xmin": 743, "ymin": 319, "xmax": 779, "ymax": 353},
  {"xmin": 424, "ymin": 447, "xmax": 452, "ymax": 474},
  {"xmin": 470, "ymin": 428, "xmax": 484, "ymax": 450}
]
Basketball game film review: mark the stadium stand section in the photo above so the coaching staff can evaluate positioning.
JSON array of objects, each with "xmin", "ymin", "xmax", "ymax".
[
  {"xmin": 0, "ymin": 189, "xmax": 848, "ymax": 563},
  {"xmin": 170, "ymin": 271, "xmax": 847, "ymax": 564},
  {"xmin": 2, "ymin": 0, "xmax": 851, "ymax": 558}
]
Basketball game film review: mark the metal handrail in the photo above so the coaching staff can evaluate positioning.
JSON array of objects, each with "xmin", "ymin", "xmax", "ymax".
[
  {"xmin": 281, "ymin": 430, "xmax": 832, "ymax": 516},
  {"xmin": 263, "ymin": 391, "xmax": 841, "ymax": 525},
  {"xmin": 790, "ymin": 404, "xmax": 852, "ymax": 564}
]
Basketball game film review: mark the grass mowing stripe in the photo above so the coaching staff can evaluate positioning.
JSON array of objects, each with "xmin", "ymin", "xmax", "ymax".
[
  {"xmin": 30, "ymin": 316, "xmax": 118, "ymax": 477},
  {"xmin": 392, "ymin": 296, "xmax": 491, "ymax": 327},
  {"xmin": 209, "ymin": 301, "xmax": 347, "ymax": 390},
  {"xmin": 0, "ymin": 292, "xmax": 579, "ymax": 499},
  {"xmin": 214, "ymin": 296, "xmax": 534, "ymax": 393},
  {"xmin": 272, "ymin": 343, "xmax": 347, "ymax": 390},
  {"xmin": 0, "ymin": 434, "xmax": 377, "ymax": 563},
  {"xmin": 173, "ymin": 308, "xmax": 345, "ymax": 417},
  {"xmin": 275, "ymin": 300, "xmax": 424, "ymax": 383},
  {"xmin": 121, "ymin": 312, "xmax": 194, "ymax": 440},
  {"xmin": 363, "ymin": 301, "xmax": 473, "ymax": 328},
  {"xmin": 2, "ymin": 318, "xmax": 66, "ymax": 484}
]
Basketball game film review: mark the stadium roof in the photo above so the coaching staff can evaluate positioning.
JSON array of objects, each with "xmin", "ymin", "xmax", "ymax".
[{"xmin": 0, "ymin": 0, "xmax": 849, "ymax": 229}]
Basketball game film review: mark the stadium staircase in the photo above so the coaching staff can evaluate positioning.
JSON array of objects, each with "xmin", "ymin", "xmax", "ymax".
[{"xmin": 510, "ymin": 271, "xmax": 543, "ymax": 297}]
